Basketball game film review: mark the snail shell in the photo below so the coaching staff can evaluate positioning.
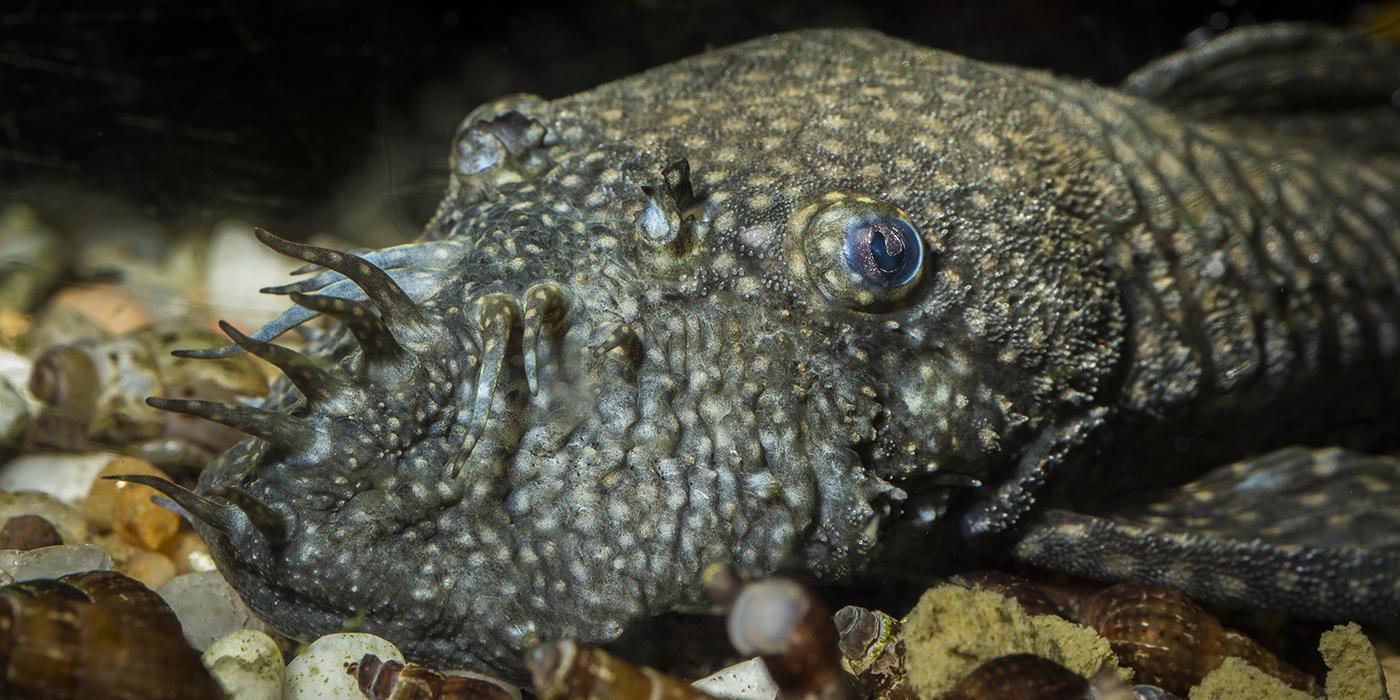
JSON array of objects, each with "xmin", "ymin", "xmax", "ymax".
[
  {"xmin": 0, "ymin": 570, "xmax": 222, "ymax": 700},
  {"xmin": 953, "ymin": 571, "xmax": 1068, "ymax": 618},
  {"xmin": 354, "ymin": 653, "xmax": 521, "ymax": 700},
  {"xmin": 942, "ymin": 653, "xmax": 1091, "ymax": 700},
  {"xmin": 833, "ymin": 605, "xmax": 912, "ymax": 700},
  {"xmin": 1080, "ymin": 582, "xmax": 1315, "ymax": 696},
  {"xmin": 525, "ymin": 641, "xmax": 716, "ymax": 700},
  {"xmin": 728, "ymin": 578, "xmax": 851, "ymax": 700}
]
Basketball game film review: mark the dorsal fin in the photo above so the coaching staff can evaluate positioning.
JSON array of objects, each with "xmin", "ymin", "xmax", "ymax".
[{"xmin": 1123, "ymin": 23, "xmax": 1400, "ymax": 116}]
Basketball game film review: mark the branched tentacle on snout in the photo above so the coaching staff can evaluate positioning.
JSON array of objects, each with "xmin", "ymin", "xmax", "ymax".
[
  {"xmin": 522, "ymin": 282, "xmax": 571, "ymax": 395},
  {"xmin": 180, "ymin": 232, "xmax": 465, "ymax": 359},
  {"xmin": 452, "ymin": 293, "xmax": 522, "ymax": 474}
]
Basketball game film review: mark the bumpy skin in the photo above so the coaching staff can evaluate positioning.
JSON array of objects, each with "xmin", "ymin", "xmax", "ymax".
[{"xmin": 147, "ymin": 26, "xmax": 1400, "ymax": 673}]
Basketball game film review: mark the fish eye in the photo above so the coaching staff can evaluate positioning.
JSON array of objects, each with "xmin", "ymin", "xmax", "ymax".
[
  {"xmin": 845, "ymin": 214, "xmax": 922, "ymax": 288},
  {"xmin": 799, "ymin": 193, "xmax": 926, "ymax": 308}
]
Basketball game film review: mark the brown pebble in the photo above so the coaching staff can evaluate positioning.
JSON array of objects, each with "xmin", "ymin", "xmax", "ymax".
[
  {"xmin": 93, "ymin": 533, "xmax": 144, "ymax": 568},
  {"xmin": 0, "ymin": 309, "xmax": 31, "ymax": 347},
  {"xmin": 0, "ymin": 514, "xmax": 64, "ymax": 550},
  {"xmin": 160, "ymin": 531, "xmax": 211, "ymax": 574},
  {"xmin": 48, "ymin": 283, "xmax": 154, "ymax": 335},
  {"xmin": 84, "ymin": 456, "xmax": 182, "ymax": 551},
  {"xmin": 84, "ymin": 457, "xmax": 171, "ymax": 532},
  {"xmin": 122, "ymin": 551, "xmax": 178, "ymax": 590},
  {"xmin": 112, "ymin": 481, "xmax": 181, "ymax": 550}
]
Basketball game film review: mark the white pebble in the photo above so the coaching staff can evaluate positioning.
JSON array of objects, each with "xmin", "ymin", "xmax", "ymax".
[
  {"xmin": 0, "ymin": 543, "xmax": 113, "ymax": 581},
  {"xmin": 0, "ymin": 377, "xmax": 29, "ymax": 447},
  {"xmin": 0, "ymin": 348, "xmax": 32, "ymax": 392},
  {"xmin": 202, "ymin": 629, "xmax": 285, "ymax": 700},
  {"xmin": 205, "ymin": 219, "xmax": 306, "ymax": 327},
  {"xmin": 283, "ymin": 632, "xmax": 403, "ymax": 700},
  {"xmin": 158, "ymin": 571, "xmax": 266, "ymax": 651},
  {"xmin": 692, "ymin": 657, "xmax": 779, "ymax": 700},
  {"xmin": 0, "ymin": 452, "xmax": 117, "ymax": 505}
]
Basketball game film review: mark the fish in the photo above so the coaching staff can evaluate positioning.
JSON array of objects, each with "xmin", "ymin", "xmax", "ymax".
[{"xmin": 127, "ymin": 22, "xmax": 1400, "ymax": 674}]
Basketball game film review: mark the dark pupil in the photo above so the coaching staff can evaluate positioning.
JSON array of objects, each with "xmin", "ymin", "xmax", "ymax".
[{"xmin": 868, "ymin": 223, "xmax": 906, "ymax": 272}]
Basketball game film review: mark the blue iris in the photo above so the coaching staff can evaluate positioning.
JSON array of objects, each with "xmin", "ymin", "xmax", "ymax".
[{"xmin": 844, "ymin": 216, "xmax": 923, "ymax": 289}]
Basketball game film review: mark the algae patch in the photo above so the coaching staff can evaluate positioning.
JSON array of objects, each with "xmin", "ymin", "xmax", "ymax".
[
  {"xmin": 901, "ymin": 584, "xmax": 1127, "ymax": 698},
  {"xmin": 1320, "ymin": 622, "xmax": 1388, "ymax": 700},
  {"xmin": 1189, "ymin": 657, "xmax": 1313, "ymax": 700}
]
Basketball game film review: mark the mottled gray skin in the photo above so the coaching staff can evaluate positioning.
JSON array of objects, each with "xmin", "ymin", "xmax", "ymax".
[{"xmin": 152, "ymin": 26, "xmax": 1400, "ymax": 673}]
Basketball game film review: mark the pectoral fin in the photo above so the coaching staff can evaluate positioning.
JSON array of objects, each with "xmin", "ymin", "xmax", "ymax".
[{"xmin": 1009, "ymin": 447, "xmax": 1400, "ymax": 622}]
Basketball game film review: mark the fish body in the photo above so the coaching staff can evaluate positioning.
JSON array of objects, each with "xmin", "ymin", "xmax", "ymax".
[{"xmin": 141, "ymin": 25, "xmax": 1400, "ymax": 673}]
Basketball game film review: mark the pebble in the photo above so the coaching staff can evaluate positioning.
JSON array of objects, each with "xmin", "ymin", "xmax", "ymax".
[
  {"xmin": 0, "ymin": 376, "xmax": 29, "ymax": 447},
  {"xmin": 188, "ymin": 548, "xmax": 218, "ymax": 572},
  {"xmin": 0, "ymin": 347, "xmax": 33, "ymax": 392},
  {"xmin": 82, "ymin": 456, "xmax": 181, "ymax": 549},
  {"xmin": 47, "ymin": 283, "xmax": 155, "ymax": 336},
  {"xmin": 123, "ymin": 550, "xmax": 178, "ymax": 589},
  {"xmin": 143, "ymin": 323, "xmax": 271, "ymax": 400},
  {"xmin": 0, "ymin": 310, "xmax": 29, "ymax": 348},
  {"xmin": 202, "ymin": 629, "xmax": 286, "ymax": 700},
  {"xmin": 158, "ymin": 571, "xmax": 267, "ymax": 651},
  {"xmin": 0, "ymin": 490, "xmax": 89, "ymax": 543},
  {"xmin": 93, "ymin": 532, "xmax": 144, "ymax": 568},
  {"xmin": 15, "ymin": 305, "xmax": 108, "ymax": 358},
  {"xmin": 0, "ymin": 452, "xmax": 117, "ymax": 505},
  {"xmin": 0, "ymin": 542, "xmax": 113, "ymax": 581},
  {"xmin": 0, "ymin": 204, "xmax": 65, "ymax": 313},
  {"xmin": 112, "ymin": 479, "xmax": 182, "ymax": 549},
  {"xmin": 283, "ymin": 632, "xmax": 404, "ymax": 700},
  {"xmin": 0, "ymin": 513, "xmax": 63, "ymax": 550},
  {"xmin": 1382, "ymin": 654, "xmax": 1399, "ymax": 700},
  {"xmin": 692, "ymin": 657, "xmax": 779, "ymax": 700},
  {"xmin": 205, "ymin": 219, "xmax": 308, "ymax": 329},
  {"xmin": 162, "ymin": 530, "xmax": 214, "ymax": 573}
]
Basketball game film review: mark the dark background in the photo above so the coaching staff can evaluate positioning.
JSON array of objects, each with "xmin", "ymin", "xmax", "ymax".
[{"xmin": 0, "ymin": 0, "xmax": 1376, "ymax": 243}]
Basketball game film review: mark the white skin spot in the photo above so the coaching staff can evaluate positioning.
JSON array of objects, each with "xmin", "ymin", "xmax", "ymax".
[
  {"xmin": 1311, "ymin": 456, "xmax": 1342, "ymax": 478},
  {"xmin": 1298, "ymin": 492, "xmax": 1329, "ymax": 507},
  {"xmin": 1164, "ymin": 562, "xmax": 1196, "ymax": 588},
  {"xmin": 1212, "ymin": 574, "xmax": 1250, "ymax": 598},
  {"xmin": 1101, "ymin": 554, "xmax": 1138, "ymax": 578}
]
